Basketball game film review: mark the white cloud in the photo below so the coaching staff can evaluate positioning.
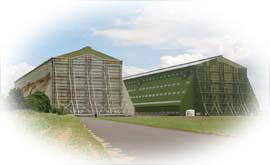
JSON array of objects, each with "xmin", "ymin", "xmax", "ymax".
[
  {"xmin": 180, "ymin": 37, "xmax": 254, "ymax": 62},
  {"xmin": 1, "ymin": 63, "xmax": 34, "ymax": 95},
  {"xmin": 93, "ymin": 2, "xmax": 231, "ymax": 48},
  {"xmin": 93, "ymin": 1, "xmax": 269, "ymax": 49},
  {"xmin": 159, "ymin": 35, "xmax": 259, "ymax": 68},
  {"xmin": 93, "ymin": 4, "xmax": 190, "ymax": 47},
  {"xmin": 123, "ymin": 65, "xmax": 146, "ymax": 77},
  {"xmin": 94, "ymin": 1, "xmax": 269, "ymax": 111},
  {"xmin": 93, "ymin": 1, "xmax": 268, "ymax": 65},
  {"xmin": 160, "ymin": 53, "xmax": 205, "ymax": 68}
]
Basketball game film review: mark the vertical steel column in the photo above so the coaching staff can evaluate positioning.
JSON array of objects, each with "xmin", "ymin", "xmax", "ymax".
[
  {"xmin": 85, "ymin": 55, "xmax": 94, "ymax": 114},
  {"xmin": 68, "ymin": 58, "xmax": 76, "ymax": 114},
  {"xmin": 90, "ymin": 55, "xmax": 98, "ymax": 114}
]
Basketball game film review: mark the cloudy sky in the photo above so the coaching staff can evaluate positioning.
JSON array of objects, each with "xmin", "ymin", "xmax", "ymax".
[{"xmin": 0, "ymin": 0, "xmax": 269, "ymax": 109}]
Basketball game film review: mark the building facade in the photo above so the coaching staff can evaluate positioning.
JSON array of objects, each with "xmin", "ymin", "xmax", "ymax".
[
  {"xmin": 15, "ymin": 47, "xmax": 134, "ymax": 115},
  {"xmin": 124, "ymin": 56, "xmax": 259, "ymax": 116}
]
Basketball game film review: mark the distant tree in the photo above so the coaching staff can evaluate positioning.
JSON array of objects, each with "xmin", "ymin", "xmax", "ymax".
[
  {"xmin": 25, "ymin": 91, "xmax": 51, "ymax": 113},
  {"xmin": 6, "ymin": 88, "xmax": 27, "ymax": 109}
]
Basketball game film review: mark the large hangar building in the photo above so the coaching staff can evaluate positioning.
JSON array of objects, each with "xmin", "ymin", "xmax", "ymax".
[
  {"xmin": 124, "ymin": 56, "xmax": 259, "ymax": 116},
  {"xmin": 15, "ymin": 47, "xmax": 134, "ymax": 116}
]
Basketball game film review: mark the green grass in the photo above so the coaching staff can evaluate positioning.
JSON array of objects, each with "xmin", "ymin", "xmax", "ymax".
[
  {"xmin": 13, "ymin": 110, "xmax": 108, "ymax": 159},
  {"xmin": 100, "ymin": 116, "xmax": 253, "ymax": 136}
]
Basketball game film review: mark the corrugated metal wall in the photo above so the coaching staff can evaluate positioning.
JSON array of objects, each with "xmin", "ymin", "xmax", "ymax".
[
  {"xmin": 15, "ymin": 60, "xmax": 52, "ymax": 99},
  {"xmin": 125, "ymin": 56, "xmax": 259, "ymax": 116},
  {"xmin": 194, "ymin": 59, "xmax": 259, "ymax": 115},
  {"xmin": 51, "ymin": 54, "xmax": 123, "ymax": 114}
]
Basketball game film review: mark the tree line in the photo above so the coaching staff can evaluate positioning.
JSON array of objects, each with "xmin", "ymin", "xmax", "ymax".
[{"xmin": 5, "ymin": 88, "xmax": 64, "ymax": 114}]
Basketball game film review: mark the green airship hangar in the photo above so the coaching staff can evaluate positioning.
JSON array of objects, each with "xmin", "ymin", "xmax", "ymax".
[
  {"xmin": 124, "ymin": 55, "xmax": 259, "ymax": 116},
  {"xmin": 15, "ymin": 47, "xmax": 259, "ymax": 116}
]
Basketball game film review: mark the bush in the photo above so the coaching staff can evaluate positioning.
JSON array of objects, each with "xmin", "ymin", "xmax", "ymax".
[
  {"xmin": 51, "ymin": 105, "xmax": 65, "ymax": 115},
  {"xmin": 6, "ymin": 88, "xmax": 27, "ymax": 109},
  {"xmin": 26, "ymin": 91, "xmax": 51, "ymax": 113},
  {"xmin": 50, "ymin": 107, "xmax": 57, "ymax": 113},
  {"xmin": 6, "ymin": 88, "xmax": 65, "ymax": 115}
]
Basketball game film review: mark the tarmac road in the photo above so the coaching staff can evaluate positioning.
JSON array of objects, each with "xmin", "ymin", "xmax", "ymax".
[{"xmin": 80, "ymin": 117, "xmax": 229, "ymax": 163}]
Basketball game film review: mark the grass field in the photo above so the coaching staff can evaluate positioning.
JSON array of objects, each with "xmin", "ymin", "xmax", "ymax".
[
  {"xmin": 13, "ymin": 110, "xmax": 108, "ymax": 161},
  {"xmin": 100, "ymin": 116, "xmax": 254, "ymax": 136}
]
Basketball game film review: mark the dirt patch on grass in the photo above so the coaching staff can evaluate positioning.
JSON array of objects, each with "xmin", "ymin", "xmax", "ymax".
[
  {"xmin": 12, "ymin": 110, "xmax": 110, "ymax": 163},
  {"xmin": 58, "ymin": 128, "xmax": 72, "ymax": 144},
  {"xmin": 35, "ymin": 128, "xmax": 52, "ymax": 136}
]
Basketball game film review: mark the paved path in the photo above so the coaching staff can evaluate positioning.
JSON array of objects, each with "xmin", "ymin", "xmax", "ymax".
[{"xmin": 80, "ymin": 117, "xmax": 229, "ymax": 163}]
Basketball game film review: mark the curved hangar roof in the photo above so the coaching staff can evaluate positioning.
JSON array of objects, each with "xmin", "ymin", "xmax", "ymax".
[{"xmin": 123, "ymin": 55, "xmax": 245, "ymax": 80}]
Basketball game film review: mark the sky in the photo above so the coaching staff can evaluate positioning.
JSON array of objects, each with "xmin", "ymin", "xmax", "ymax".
[
  {"xmin": 0, "ymin": 1, "xmax": 270, "ymax": 164},
  {"xmin": 0, "ymin": 0, "xmax": 269, "ymax": 110}
]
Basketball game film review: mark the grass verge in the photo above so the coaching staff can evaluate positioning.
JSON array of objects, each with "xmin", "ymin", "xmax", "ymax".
[
  {"xmin": 100, "ymin": 116, "xmax": 254, "ymax": 136},
  {"xmin": 13, "ymin": 110, "xmax": 108, "ymax": 161}
]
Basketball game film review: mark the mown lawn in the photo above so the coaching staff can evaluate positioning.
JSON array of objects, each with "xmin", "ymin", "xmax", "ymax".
[
  {"xmin": 100, "ymin": 116, "xmax": 254, "ymax": 136},
  {"xmin": 13, "ymin": 110, "xmax": 108, "ymax": 160}
]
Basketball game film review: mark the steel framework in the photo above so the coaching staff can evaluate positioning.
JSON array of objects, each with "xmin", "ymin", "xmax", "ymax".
[
  {"xmin": 51, "ymin": 54, "xmax": 123, "ymax": 114},
  {"xmin": 194, "ymin": 59, "xmax": 258, "ymax": 115},
  {"xmin": 124, "ymin": 56, "xmax": 259, "ymax": 116},
  {"xmin": 15, "ymin": 47, "xmax": 135, "ymax": 116}
]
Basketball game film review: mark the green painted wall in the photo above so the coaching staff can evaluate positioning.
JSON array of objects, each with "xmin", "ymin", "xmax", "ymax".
[
  {"xmin": 125, "ymin": 67, "xmax": 194, "ymax": 114},
  {"xmin": 124, "ymin": 56, "xmax": 259, "ymax": 116}
]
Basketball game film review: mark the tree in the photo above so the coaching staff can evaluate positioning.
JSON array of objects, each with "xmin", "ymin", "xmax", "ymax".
[
  {"xmin": 6, "ymin": 88, "xmax": 27, "ymax": 109},
  {"xmin": 25, "ymin": 91, "xmax": 51, "ymax": 113}
]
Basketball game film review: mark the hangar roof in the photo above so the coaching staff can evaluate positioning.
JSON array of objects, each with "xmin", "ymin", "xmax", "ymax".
[
  {"xmin": 15, "ymin": 47, "xmax": 119, "ymax": 83},
  {"xmin": 56, "ymin": 46, "xmax": 119, "ymax": 61},
  {"xmin": 123, "ymin": 55, "xmax": 245, "ymax": 80}
]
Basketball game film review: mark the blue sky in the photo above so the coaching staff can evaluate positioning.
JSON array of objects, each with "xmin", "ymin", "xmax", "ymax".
[
  {"xmin": 1, "ymin": 2, "xmax": 270, "ymax": 164},
  {"xmin": 12, "ymin": 1, "xmax": 232, "ymax": 69},
  {"xmin": 1, "ymin": 1, "xmax": 269, "ymax": 110},
  {"xmin": 15, "ymin": 3, "xmax": 182, "ymax": 70},
  {"xmin": 14, "ymin": 2, "xmax": 153, "ymax": 67}
]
